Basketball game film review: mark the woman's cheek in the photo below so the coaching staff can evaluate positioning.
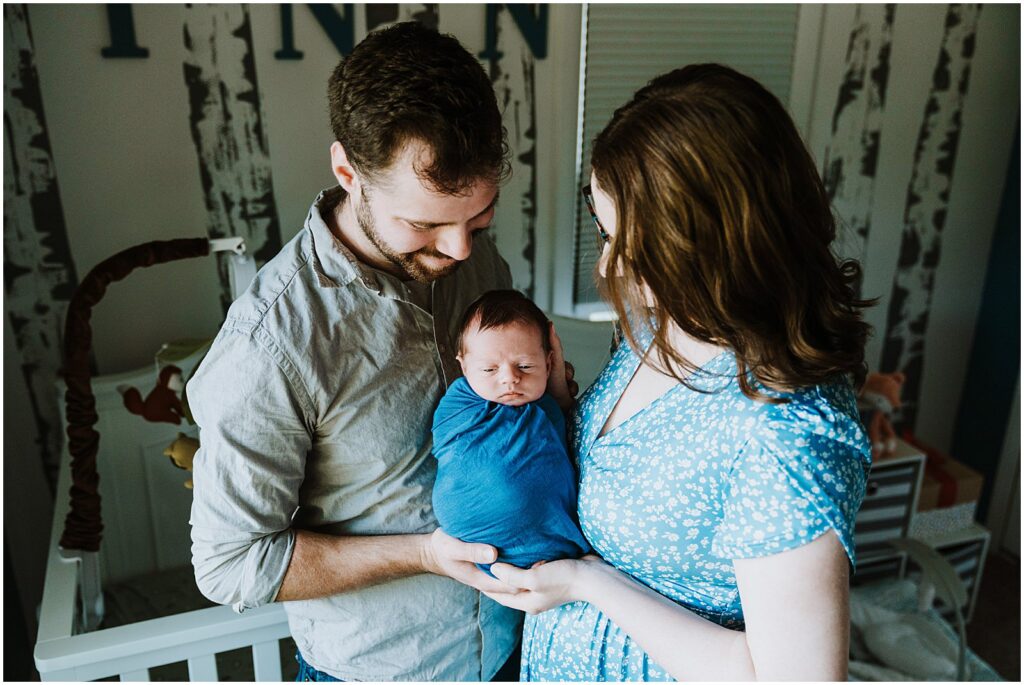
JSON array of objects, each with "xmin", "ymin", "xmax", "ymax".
[
  {"xmin": 641, "ymin": 283, "xmax": 657, "ymax": 307},
  {"xmin": 597, "ymin": 245, "xmax": 611, "ymax": 279}
]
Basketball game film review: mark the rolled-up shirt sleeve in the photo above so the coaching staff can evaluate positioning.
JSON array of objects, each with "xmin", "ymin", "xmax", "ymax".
[{"xmin": 187, "ymin": 322, "xmax": 314, "ymax": 612}]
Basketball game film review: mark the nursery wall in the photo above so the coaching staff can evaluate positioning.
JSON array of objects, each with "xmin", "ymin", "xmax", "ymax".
[
  {"xmin": 4, "ymin": 2, "xmax": 1018, "ymax": 641},
  {"xmin": 805, "ymin": 4, "xmax": 1019, "ymax": 456}
]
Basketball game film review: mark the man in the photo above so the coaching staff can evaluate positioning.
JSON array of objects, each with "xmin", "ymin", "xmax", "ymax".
[{"xmin": 188, "ymin": 22, "xmax": 534, "ymax": 681}]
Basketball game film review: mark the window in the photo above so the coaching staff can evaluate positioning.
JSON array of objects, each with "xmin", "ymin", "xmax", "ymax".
[{"xmin": 566, "ymin": 4, "xmax": 802, "ymax": 318}]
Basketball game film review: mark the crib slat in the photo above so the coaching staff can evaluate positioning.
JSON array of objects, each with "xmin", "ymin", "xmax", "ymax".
[
  {"xmin": 252, "ymin": 640, "xmax": 283, "ymax": 681},
  {"xmin": 187, "ymin": 654, "xmax": 219, "ymax": 681},
  {"xmin": 119, "ymin": 669, "xmax": 150, "ymax": 681}
]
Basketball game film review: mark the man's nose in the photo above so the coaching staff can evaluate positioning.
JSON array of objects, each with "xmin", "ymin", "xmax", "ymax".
[{"xmin": 434, "ymin": 226, "xmax": 473, "ymax": 261}]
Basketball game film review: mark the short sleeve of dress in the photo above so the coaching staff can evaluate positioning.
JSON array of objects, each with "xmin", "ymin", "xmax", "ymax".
[{"xmin": 711, "ymin": 386, "xmax": 870, "ymax": 566}]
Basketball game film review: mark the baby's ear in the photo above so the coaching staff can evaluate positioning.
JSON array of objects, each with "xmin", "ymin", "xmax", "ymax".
[{"xmin": 545, "ymin": 350, "xmax": 554, "ymax": 374}]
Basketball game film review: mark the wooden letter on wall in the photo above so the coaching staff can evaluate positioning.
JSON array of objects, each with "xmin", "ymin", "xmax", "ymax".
[
  {"xmin": 100, "ymin": 4, "xmax": 149, "ymax": 58},
  {"xmin": 480, "ymin": 4, "xmax": 549, "ymax": 61},
  {"xmin": 275, "ymin": 4, "xmax": 356, "ymax": 60}
]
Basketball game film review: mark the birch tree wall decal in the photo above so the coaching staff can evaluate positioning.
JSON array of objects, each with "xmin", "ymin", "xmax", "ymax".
[
  {"xmin": 822, "ymin": 3, "xmax": 895, "ymax": 286},
  {"xmin": 3, "ymin": 4, "xmax": 81, "ymax": 492},
  {"xmin": 183, "ymin": 4, "xmax": 282, "ymax": 313},
  {"xmin": 480, "ymin": 6, "xmax": 543, "ymax": 299},
  {"xmin": 880, "ymin": 3, "xmax": 982, "ymax": 431}
]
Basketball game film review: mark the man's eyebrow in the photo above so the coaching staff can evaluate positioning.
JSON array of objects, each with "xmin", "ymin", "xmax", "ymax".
[{"xmin": 400, "ymin": 191, "xmax": 500, "ymax": 228}]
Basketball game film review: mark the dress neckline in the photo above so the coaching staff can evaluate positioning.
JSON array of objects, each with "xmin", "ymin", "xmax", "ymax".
[{"xmin": 589, "ymin": 338, "xmax": 732, "ymax": 447}]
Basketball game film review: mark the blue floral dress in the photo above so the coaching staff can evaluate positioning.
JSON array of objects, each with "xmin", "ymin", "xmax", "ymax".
[{"xmin": 521, "ymin": 333, "xmax": 871, "ymax": 681}]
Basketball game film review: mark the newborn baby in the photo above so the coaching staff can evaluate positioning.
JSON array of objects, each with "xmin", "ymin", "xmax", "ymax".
[{"xmin": 431, "ymin": 289, "xmax": 590, "ymax": 574}]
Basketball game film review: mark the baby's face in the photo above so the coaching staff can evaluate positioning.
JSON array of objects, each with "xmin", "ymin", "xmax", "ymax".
[{"xmin": 458, "ymin": 320, "xmax": 552, "ymax": 406}]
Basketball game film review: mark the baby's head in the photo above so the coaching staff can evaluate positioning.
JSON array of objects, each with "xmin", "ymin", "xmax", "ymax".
[{"xmin": 456, "ymin": 290, "xmax": 552, "ymax": 406}]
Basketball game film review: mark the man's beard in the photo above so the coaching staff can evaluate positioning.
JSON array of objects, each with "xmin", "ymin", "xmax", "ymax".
[{"xmin": 355, "ymin": 188, "xmax": 461, "ymax": 284}]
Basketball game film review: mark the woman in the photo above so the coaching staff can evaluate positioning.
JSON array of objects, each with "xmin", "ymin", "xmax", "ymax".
[{"xmin": 486, "ymin": 64, "xmax": 873, "ymax": 680}]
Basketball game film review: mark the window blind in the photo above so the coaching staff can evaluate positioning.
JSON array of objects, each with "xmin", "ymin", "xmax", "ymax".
[{"xmin": 572, "ymin": 4, "xmax": 801, "ymax": 309}]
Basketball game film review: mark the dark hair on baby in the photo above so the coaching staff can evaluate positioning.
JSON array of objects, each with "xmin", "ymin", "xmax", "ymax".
[{"xmin": 456, "ymin": 290, "xmax": 551, "ymax": 356}]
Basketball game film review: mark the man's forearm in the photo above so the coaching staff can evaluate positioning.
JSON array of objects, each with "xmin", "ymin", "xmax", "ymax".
[{"xmin": 274, "ymin": 529, "xmax": 429, "ymax": 602}]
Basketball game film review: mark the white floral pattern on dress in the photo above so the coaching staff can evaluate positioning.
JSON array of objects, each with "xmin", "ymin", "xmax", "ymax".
[{"xmin": 522, "ymin": 332, "xmax": 871, "ymax": 681}]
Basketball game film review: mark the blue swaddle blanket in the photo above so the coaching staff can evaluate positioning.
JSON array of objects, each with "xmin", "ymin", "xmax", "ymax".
[{"xmin": 431, "ymin": 377, "xmax": 590, "ymax": 573}]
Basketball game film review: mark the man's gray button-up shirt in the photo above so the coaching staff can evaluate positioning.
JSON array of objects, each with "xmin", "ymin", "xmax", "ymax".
[{"xmin": 188, "ymin": 187, "xmax": 521, "ymax": 681}]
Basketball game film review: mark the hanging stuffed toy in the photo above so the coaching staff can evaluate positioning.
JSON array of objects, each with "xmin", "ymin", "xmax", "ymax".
[
  {"xmin": 118, "ymin": 365, "xmax": 186, "ymax": 424},
  {"xmin": 119, "ymin": 339, "xmax": 213, "ymax": 488},
  {"xmin": 858, "ymin": 372, "xmax": 906, "ymax": 459},
  {"xmin": 164, "ymin": 432, "xmax": 199, "ymax": 489}
]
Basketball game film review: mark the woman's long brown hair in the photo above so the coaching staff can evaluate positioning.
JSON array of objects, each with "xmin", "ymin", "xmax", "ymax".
[{"xmin": 592, "ymin": 64, "xmax": 873, "ymax": 401}]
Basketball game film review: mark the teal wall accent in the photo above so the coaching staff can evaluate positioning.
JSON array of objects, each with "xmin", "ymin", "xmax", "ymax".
[{"xmin": 952, "ymin": 120, "xmax": 1020, "ymax": 520}]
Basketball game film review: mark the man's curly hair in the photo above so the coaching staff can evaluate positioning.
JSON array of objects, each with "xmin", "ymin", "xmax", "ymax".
[{"xmin": 327, "ymin": 22, "xmax": 510, "ymax": 194}]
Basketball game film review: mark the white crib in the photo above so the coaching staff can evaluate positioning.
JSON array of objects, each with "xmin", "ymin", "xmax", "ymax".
[
  {"xmin": 30, "ymin": 237, "xmax": 294, "ymax": 681},
  {"xmin": 34, "ymin": 355, "xmax": 292, "ymax": 682}
]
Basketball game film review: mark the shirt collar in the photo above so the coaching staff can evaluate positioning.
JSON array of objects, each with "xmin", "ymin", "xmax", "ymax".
[{"xmin": 306, "ymin": 186, "xmax": 381, "ymax": 292}]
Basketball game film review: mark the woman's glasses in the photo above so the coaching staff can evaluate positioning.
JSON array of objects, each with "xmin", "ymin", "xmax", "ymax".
[{"xmin": 581, "ymin": 184, "xmax": 611, "ymax": 246}]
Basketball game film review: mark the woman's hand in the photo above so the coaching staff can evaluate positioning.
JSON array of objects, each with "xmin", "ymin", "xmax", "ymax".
[
  {"xmin": 482, "ymin": 555, "xmax": 606, "ymax": 614},
  {"xmin": 546, "ymin": 321, "xmax": 579, "ymax": 411}
]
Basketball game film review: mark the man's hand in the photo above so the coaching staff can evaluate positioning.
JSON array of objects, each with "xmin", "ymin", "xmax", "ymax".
[
  {"xmin": 420, "ymin": 529, "xmax": 522, "ymax": 595},
  {"xmin": 547, "ymin": 322, "xmax": 579, "ymax": 411}
]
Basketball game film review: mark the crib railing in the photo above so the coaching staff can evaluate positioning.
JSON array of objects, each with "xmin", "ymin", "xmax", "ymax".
[
  {"xmin": 35, "ymin": 418, "xmax": 290, "ymax": 682},
  {"xmin": 35, "ymin": 601, "xmax": 290, "ymax": 682}
]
